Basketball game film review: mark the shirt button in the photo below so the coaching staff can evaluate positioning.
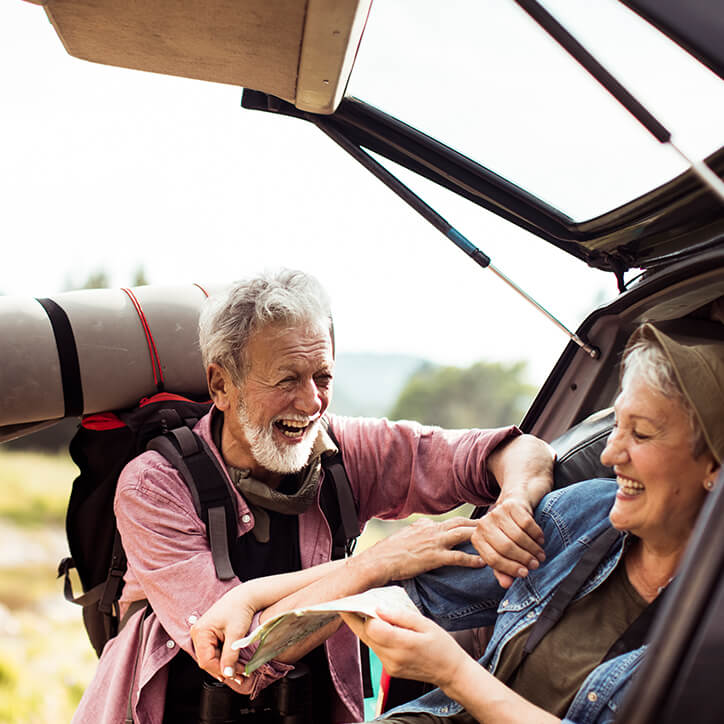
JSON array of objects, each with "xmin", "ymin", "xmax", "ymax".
[
  {"xmin": 502, "ymin": 600, "xmax": 509, "ymax": 607},
  {"xmin": 188, "ymin": 615, "xmax": 198, "ymax": 625},
  {"xmin": 166, "ymin": 640, "xmax": 176, "ymax": 649},
  {"xmin": 526, "ymin": 611, "xmax": 535, "ymax": 619},
  {"xmin": 587, "ymin": 691, "xmax": 598, "ymax": 702},
  {"xmin": 242, "ymin": 514, "xmax": 252, "ymax": 524}
]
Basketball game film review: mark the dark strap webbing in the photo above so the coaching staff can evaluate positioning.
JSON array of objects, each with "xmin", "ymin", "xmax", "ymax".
[
  {"xmin": 98, "ymin": 530, "xmax": 128, "ymax": 614},
  {"xmin": 522, "ymin": 526, "xmax": 621, "ymax": 658},
  {"xmin": 360, "ymin": 641, "xmax": 374, "ymax": 699},
  {"xmin": 124, "ymin": 600, "xmax": 152, "ymax": 724},
  {"xmin": 148, "ymin": 427, "xmax": 236, "ymax": 580},
  {"xmin": 600, "ymin": 584, "xmax": 668, "ymax": 663},
  {"xmin": 36, "ymin": 297, "xmax": 84, "ymax": 416},
  {"xmin": 323, "ymin": 425, "xmax": 361, "ymax": 558}
]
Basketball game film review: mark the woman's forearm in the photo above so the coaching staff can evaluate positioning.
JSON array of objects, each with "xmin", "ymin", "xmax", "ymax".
[{"xmin": 441, "ymin": 656, "xmax": 559, "ymax": 724}]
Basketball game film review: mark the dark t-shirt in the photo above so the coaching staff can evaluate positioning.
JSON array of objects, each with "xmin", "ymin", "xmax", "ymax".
[{"xmin": 379, "ymin": 560, "xmax": 647, "ymax": 724}]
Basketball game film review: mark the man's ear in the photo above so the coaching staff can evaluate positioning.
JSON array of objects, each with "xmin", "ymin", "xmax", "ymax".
[{"xmin": 207, "ymin": 364, "xmax": 233, "ymax": 410}]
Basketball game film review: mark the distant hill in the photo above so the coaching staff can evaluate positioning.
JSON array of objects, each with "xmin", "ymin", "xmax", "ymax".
[{"xmin": 329, "ymin": 353, "xmax": 431, "ymax": 418}]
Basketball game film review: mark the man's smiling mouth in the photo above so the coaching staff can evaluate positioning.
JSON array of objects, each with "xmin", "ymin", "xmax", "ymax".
[{"xmin": 274, "ymin": 419, "xmax": 312, "ymax": 439}]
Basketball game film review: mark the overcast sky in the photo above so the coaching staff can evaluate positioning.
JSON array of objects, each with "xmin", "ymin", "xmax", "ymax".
[{"xmin": 2, "ymin": 0, "xmax": 723, "ymax": 384}]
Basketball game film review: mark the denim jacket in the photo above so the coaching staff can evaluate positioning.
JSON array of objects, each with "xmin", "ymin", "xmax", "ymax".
[{"xmin": 392, "ymin": 478, "xmax": 642, "ymax": 724}]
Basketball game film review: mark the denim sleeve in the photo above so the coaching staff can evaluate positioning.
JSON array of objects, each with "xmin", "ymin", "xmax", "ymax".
[{"xmin": 402, "ymin": 542, "xmax": 504, "ymax": 631}]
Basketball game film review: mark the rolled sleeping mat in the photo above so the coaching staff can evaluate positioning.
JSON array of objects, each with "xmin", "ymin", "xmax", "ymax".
[{"xmin": 0, "ymin": 283, "xmax": 229, "ymax": 442}]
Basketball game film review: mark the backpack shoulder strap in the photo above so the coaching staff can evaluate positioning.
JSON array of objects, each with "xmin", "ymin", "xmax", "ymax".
[
  {"xmin": 321, "ymin": 420, "xmax": 361, "ymax": 558},
  {"xmin": 148, "ymin": 426, "xmax": 236, "ymax": 580}
]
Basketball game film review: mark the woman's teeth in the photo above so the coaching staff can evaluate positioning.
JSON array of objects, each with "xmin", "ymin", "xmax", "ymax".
[{"xmin": 617, "ymin": 476, "xmax": 644, "ymax": 496}]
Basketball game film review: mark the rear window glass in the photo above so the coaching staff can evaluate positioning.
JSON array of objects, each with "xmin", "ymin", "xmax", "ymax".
[{"xmin": 347, "ymin": 0, "xmax": 724, "ymax": 220}]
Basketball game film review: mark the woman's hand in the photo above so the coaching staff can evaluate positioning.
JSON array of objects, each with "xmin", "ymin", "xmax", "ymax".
[
  {"xmin": 360, "ymin": 516, "xmax": 485, "ymax": 585},
  {"xmin": 341, "ymin": 605, "xmax": 468, "ymax": 690},
  {"xmin": 190, "ymin": 586, "xmax": 256, "ymax": 687},
  {"xmin": 472, "ymin": 498, "xmax": 546, "ymax": 588},
  {"xmin": 343, "ymin": 606, "xmax": 561, "ymax": 724}
]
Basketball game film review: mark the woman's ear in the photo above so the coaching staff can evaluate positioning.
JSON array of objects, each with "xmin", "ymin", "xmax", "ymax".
[
  {"xmin": 703, "ymin": 459, "xmax": 721, "ymax": 492},
  {"xmin": 207, "ymin": 364, "xmax": 232, "ymax": 410}
]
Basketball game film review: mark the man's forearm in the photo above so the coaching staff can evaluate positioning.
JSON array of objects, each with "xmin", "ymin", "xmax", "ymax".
[
  {"xmin": 487, "ymin": 433, "xmax": 555, "ymax": 509},
  {"xmin": 260, "ymin": 550, "xmax": 387, "ymax": 624}
]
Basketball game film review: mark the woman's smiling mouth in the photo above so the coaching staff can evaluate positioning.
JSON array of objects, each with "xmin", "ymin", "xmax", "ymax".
[{"xmin": 617, "ymin": 475, "xmax": 645, "ymax": 496}]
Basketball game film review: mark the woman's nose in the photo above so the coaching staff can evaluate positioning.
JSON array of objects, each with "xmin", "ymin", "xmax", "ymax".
[{"xmin": 600, "ymin": 428, "xmax": 628, "ymax": 467}]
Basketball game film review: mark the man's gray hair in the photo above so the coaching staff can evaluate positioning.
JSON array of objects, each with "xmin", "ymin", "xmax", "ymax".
[
  {"xmin": 199, "ymin": 269, "xmax": 333, "ymax": 385},
  {"xmin": 621, "ymin": 336, "xmax": 708, "ymax": 458}
]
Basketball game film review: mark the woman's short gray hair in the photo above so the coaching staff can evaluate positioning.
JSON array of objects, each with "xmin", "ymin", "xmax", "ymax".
[
  {"xmin": 198, "ymin": 269, "xmax": 333, "ymax": 385},
  {"xmin": 621, "ymin": 335, "xmax": 708, "ymax": 458}
]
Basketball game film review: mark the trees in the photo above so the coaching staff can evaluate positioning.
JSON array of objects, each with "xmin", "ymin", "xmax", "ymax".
[{"xmin": 388, "ymin": 360, "xmax": 534, "ymax": 429}]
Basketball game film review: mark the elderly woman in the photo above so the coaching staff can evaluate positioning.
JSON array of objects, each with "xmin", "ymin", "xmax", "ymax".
[{"xmin": 192, "ymin": 323, "xmax": 722, "ymax": 724}]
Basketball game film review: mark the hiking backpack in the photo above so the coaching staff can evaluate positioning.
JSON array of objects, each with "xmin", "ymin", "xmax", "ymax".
[{"xmin": 58, "ymin": 392, "xmax": 361, "ymax": 657}]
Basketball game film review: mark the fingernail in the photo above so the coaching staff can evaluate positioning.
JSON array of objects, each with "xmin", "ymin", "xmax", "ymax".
[
  {"xmin": 528, "ymin": 559, "xmax": 539, "ymax": 570},
  {"xmin": 517, "ymin": 567, "xmax": 528, "ymax": 577},
  {"xmin": 537, "ymin": 552, "xmax": 546, "ymax": 562},
  {"xmin": 216, "ymin": 676, "xmax": 224, "ymax": 683},
  {"xmin": 223, "ymin": 666, "xmax": 234, "ymax": 677},
  {"xmin": 233, "ymin": 677, "xmax": 242, "ymax": 685}
]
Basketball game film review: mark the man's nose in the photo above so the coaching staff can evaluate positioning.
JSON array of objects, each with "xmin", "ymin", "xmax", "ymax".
[{"xmin": 295, "ymin": 378, "xmax": 323, "ymax": 416}]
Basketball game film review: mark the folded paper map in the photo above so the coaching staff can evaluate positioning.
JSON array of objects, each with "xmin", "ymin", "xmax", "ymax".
[{"xmin": 231, "ymin": 585, "xmax": 416, "ymax": 674}]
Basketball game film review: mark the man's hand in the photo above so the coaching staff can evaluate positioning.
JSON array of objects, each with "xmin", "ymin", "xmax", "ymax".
[
  {"xmin": 472, "ymin": 497, "xmax": 545, "ymax": 588},
  {"xmin": 483, "ymin": 434, "xmax": 554, "ymax": 587},
  {"xmin": 359, "ymin": 516, "xmax": 485, "ymax": 585},
  {"xmin": 190, "ymin": 588, "xmax": 256, "ymax": 690}
]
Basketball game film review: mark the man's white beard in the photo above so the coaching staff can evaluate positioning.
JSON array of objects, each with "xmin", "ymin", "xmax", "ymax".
[{"xmin": 236, "ymin": 402, "xmax": 319, "ymax": 474}]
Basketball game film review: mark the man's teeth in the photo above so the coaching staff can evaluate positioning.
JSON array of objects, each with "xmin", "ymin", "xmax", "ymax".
[
  {"xmin": 276, "ymin": 419, "xmax": 308, "ymax": 438},
  {"xmin": 617, "ymin": 476, "xmax": 645, "ymax": 496}
]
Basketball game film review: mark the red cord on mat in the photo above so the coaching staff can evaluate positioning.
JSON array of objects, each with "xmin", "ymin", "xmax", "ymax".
[
  {"xmin": 121, "ymin": 288, "xmax": 165, "ymax": 391},
  {"xmin": 193, "ymin": 282, "xmax": 209, "ymax": 297}
]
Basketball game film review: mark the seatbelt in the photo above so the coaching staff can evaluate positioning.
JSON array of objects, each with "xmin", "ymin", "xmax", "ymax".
[
  {"xmin": 521, "ymin": 526, "xmax": 621, "ymax": 659},
  {"xmin": 520, "ymin": 525, "xmax": 670, "ymax": 666}
]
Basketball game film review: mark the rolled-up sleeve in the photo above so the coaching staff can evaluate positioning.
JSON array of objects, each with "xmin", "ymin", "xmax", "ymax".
[
  {"xmin": 329, "ymin": 416, "xmax": 521, "ymax": 522},
  {"xmin": 402, "ymin": 541, "xmax": 504, "ymax": 632}
]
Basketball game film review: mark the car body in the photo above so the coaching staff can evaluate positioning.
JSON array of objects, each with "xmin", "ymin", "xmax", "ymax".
[{"xmin": 4, "ymin": 1, "xmax": 724, "ymax": 722}]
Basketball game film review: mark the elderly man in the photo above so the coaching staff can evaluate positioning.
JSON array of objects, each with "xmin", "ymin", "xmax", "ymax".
[{"xmin": 73, "ymin": 269, "xmax": 554, "ymax": 724}]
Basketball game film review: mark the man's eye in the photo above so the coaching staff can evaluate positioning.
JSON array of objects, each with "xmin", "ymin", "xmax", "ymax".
[
  {"xmin": 632, "ymin": 430, "xmax": 650, "ymax": 440},
  {"xmin": 315, "ymin": 374, "xmax": 332, "ymax": 387}
]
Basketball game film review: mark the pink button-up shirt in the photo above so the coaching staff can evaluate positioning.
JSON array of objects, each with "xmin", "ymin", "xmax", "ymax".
[{"xmin": 72, "ymin": 410, "xmax": 519, "ymax": 723}]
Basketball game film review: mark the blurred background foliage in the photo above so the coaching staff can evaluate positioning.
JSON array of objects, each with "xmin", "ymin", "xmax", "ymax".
[{"xmin": 0, "ymin": 270, "xmax": 536, "ymax": 722}]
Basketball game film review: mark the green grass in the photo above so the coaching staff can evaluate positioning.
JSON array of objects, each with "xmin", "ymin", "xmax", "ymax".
[
  {"xmin": 0, "ymin": 449, "xmax": 95, "ymax": 723},
  {"xmin": 0, "ymin": 449, "xmax": 76, "ymax": 527}
]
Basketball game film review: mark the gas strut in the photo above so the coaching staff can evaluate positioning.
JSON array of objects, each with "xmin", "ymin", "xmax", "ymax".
[
  {"xmin": 513, "ymin": 0, "xmax": 724, "ymax": 205},
  {"xmin": 312, "ymin": 116, "xmax": 600, "ymax": 359}
]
